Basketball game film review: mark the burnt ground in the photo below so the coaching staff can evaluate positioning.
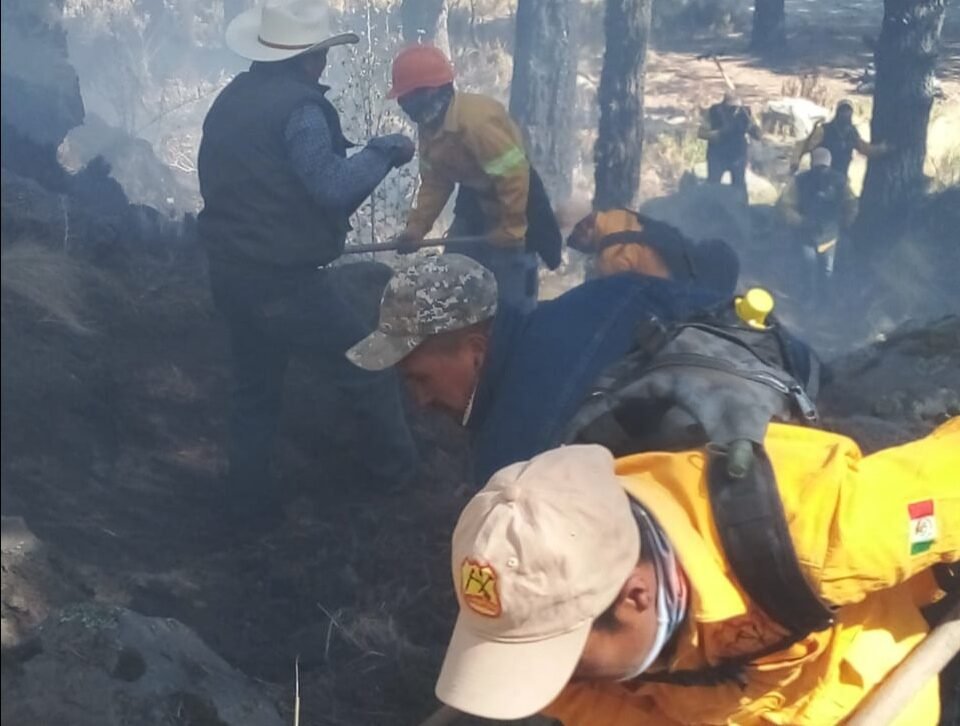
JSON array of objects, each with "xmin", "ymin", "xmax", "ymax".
[
  {"xmin": 0, "ymin": 239, "xmax": 484, "ymax": 725},
  {"xmin": 3, "ymin": 226, "xmax": 958, "ymax": 726},
  {"xmin": 2, "ymin": 1, "xmax": 959, "ymax": 721}
]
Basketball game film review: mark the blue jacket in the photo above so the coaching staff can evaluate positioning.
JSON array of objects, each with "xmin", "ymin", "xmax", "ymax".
[{"xmin": 466, "ymin": 274, "xmax": 726, "ymax": 484}]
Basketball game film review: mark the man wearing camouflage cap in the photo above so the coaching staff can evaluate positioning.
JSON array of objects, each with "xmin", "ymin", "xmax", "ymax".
[
  {"xmin": 348, "ymin": 254, "xmax": 727, "ymax": 483},
  {"xmin": 346, "ymin": 254, "xmax": 498, "ymax": 380}
]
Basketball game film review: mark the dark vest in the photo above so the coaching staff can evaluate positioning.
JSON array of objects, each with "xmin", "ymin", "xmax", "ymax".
[
  {"xmin": 819, "ymin": 120, "xmax": 859, "ymax": 176},
  {"xmin": 796, "ymin": 166, "xmax": 846, "ymax": 222},
  {"xmin": 707, "ymin": 103, "xmax": 750, "ymax": 161},
  {"xmin": 198, "ymin": 64, "xmax": 351, "ymax": 269}
]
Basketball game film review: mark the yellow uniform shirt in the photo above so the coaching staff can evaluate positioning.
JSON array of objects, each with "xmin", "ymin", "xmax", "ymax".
[
  {"xmin": 546, "ymin": 419, "xmax": 960, "ymax": 725},
  {"xmin": 405, "ymin": 92, "xmax": 530, "ymax": 247}
]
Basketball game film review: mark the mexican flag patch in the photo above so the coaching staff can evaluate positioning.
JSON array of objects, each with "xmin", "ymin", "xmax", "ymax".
[{"xmin": 908, "ymin": 500, "xmax": 937, "ymax": 555}]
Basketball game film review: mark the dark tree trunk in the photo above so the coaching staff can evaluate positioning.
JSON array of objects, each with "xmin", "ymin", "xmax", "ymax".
[
  {"xmin": 509, "ymin": 0, "xmax": 579, "ymax": 202},
  {"xmin": 593, "ymin": 0, "xmax": 651, "ymax": 210},
  {"xmin": 854, "ymin": 0, "xmax": 945, "ymax": 254},
  {"xmin": 750, "ymin": 0, "xmax": 786, "ymax": 52},
  {"xmin": 400, "ymin": 0, "xmax": 450, "ymax": 55}
]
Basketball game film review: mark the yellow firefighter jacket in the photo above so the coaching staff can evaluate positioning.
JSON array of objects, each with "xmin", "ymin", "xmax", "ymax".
[
  {"xmin": 776, "ymin": 171, "xmax": 859, "ymax": 230},
  {"xmin": 545, "ymin": 418, "xmax": 960, "ymax": 726},
  {"xmin": 404, "ymin": 92, "xmax": 530, "ymax": 247}
]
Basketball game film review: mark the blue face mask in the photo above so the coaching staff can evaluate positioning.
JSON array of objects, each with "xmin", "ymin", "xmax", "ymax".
[{"xmin": 618, "ymin": 504, "xmax": 688, "ymax": 681}]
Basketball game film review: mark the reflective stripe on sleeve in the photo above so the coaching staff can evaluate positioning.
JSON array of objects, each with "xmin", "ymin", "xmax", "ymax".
[{"xmin": 482, "ymin": 146, "xmax": 526, "ymax": 176}]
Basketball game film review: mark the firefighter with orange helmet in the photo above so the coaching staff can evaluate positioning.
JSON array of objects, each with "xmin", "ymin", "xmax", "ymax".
[{"xmin": 389, "ymin": 45, "xmax": 561, "ymax": 313}]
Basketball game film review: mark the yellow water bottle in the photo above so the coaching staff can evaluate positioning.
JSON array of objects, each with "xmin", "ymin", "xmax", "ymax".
[{"xmin": 735, "ymin": 287, "xmax": 774, "ymax": 329}]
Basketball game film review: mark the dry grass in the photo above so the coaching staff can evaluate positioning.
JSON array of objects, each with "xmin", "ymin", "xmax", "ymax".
[
  {"xmin": 930, "ymin": 146, "xmax": 960, "ymax": 191},
  {"xmin": 0, "ymin": 244, "xmax": 117, "ymax": 335},
  {"xmin": 644, "ymin": 129, "xmax": 707, "ymax": 189},
  {"xmin": 781, "ymin": 73, "xmax": 832, "ymax": 108}
]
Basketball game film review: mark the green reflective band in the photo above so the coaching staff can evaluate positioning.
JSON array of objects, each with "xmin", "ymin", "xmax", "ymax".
[{"xmin": 483, "ymin": 146, "xmax": 526, "ymax": 176}]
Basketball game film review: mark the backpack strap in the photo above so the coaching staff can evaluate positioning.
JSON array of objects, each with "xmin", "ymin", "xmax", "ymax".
[
  {"xmin": 933, "ymin": 562, "xmax": 960, "ymax": 595},
  {"xmin": 641, "ymin": 351, "xmax": 819, "ymax": 425},
  {"xmin": 663, "ymin": 309, "xmax": 822, "ymax": 420},
  {"xmin": 803, "ymin": 345, "xmax": 821, "ymax": 401},
  {"xmin": 707, "ymin": 443, "xmax": 836, "ymax": 635},
  {"xmin": 630, "ymin": 446, "xmax": 837, "ymax": 689},
  {"xmin": 597, "ymin": 230, "xmax": 699, "ymax": 282}
]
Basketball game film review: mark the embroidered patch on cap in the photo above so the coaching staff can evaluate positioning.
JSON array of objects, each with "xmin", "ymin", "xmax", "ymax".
[
  {"xmin": 460, "ymin": 558, "xmax": 501, "ymax": 617},
  {"xmin": 908, "ymin": 500, "xmax": 937, "ymax": 555}
]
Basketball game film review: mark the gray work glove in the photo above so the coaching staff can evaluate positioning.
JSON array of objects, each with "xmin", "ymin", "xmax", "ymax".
[{"xmin": 367, "ymin": 133, "xmax": 416, "ymax": 169}]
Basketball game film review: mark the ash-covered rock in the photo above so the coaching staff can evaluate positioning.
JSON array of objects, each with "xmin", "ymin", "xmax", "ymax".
[
  {"xmin": 1, "ymin": 517, "xmax": 87, "ymax": 651},
  {"xmin": 0, "ymin": 0, "xmax": 84, "ymax": 150},
  {"xmin": 59, "ymin": 114, "xmax": 201, "ymax": 214},
  {"xmin": 2, "ymin": 603, "xmax": 285, "ymax": 726}
]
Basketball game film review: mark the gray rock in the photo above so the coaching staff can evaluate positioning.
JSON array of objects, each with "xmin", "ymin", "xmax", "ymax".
[
  {"xmin": 1, "ymin": 604, "xmax": 285, "ymax": 726},
  {"xmin": 1, "ymin": 516, "xmax": 85, "ymax": 650},
  {"xmin": 1, "ymin": 169, "xmax": 68, "ymax": 246},
  {"xmin": 59, "ymin": 115, "xmax": 201, "ymax": 214},
  {"xmin": 763, "ymin": 97, "xmax": 829, "ymax": 138},
  {"xmin": 1, "ymin": 0, "xmax": 84, "ymax": 147}
]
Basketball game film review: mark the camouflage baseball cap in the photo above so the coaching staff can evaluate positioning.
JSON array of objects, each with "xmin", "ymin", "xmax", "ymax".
[{"xmin": 347, "ymin": 254, "xmax": 498, "ymax": 371}]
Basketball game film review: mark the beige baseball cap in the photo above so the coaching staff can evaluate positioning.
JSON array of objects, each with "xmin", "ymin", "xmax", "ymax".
[{"xmin": 435, "ymin": 445, "xmax": 640, "ymax": 720}]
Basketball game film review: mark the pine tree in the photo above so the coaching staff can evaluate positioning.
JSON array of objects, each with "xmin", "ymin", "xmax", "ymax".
[
  {"xmin": 593, "ymin": 0, "xmax": 651, "ymax": 209},
  {"xmin": 509, "ymin": 0, "xmax": 580, "ymax": 201}
]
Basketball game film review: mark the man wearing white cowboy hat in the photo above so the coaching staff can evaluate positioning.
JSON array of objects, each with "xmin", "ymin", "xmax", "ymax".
[{"xmin": 198, "ymin": 0, "xmax": 419, "ymax": 527}]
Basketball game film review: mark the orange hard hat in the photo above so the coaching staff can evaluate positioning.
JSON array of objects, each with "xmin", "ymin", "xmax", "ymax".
[{"xmin": 387, "ymin": 45, "xmax": 455, "ymax": 100}]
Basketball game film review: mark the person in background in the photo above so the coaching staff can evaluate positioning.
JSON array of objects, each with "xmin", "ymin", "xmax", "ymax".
[
  {"xmin": 389, "ymin": 45, "xmax": 562, "ymax": 313},
  {"xmin": 792, "ymin": 99, "xmax": 891, "ymax": 177},
  {"xmin": 778, "ymin": 147, "xmax": 857, "ymax": 300},
  {"xmin": 699, "ymin": 91, "xmax": 762, "ymax": 199},
  {"xmin": 197, "ymin": 0, "xmax": 418, "ymax": 526}
]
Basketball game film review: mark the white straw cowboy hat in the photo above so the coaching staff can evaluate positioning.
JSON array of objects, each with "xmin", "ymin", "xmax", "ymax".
[{"xmin": 226, "ymin": 0, "xmax": 359, "ymax": 62}]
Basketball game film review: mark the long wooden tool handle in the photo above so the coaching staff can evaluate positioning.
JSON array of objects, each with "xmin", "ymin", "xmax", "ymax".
[
  {"xmin": 343, "ymin": 235, "xmax": 489, "ymax": 255},
  {"xmin": 714, "ymin": 56, "xmax": 736, "ymax": 92},
  {"xmin": 846, "ymin": 601, "xmax": 960, "ymax": 725}
]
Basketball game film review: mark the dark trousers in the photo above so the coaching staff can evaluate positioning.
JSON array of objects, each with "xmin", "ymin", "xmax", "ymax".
[
  {"xmin": 446, "ymin": 204, "xmax": 540, "ymax": 313},
  {"xmin": 209, "ymin": 259, "xmax": 417, "ymax": 513},
  {"xmin": 456, "ymin": 240, "xmax": 539, "ymax": 314},
  {"xmin": 794, "ymin": 223, "xmax": 840, "ymax": 307},
  {"xmin": 450, "ymin": 167, "xmax": 563, "ymax": 313},
  {"xmin": 707, "ymin": 152, "xmax": 747, "ymax": 198}
]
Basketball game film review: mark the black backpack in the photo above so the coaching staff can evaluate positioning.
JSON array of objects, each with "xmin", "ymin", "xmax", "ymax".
[
  {"xmin": 524, "ymin": 168, "xmax": 563, "ymax": 269},
  {"xmin": 564, "ymin": 296, "xmax": 837, "ymax": 664}
]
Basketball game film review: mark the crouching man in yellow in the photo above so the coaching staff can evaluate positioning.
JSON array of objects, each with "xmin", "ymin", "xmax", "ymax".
[{"xmin": 435, "ymin": 419, "xmax": 959, "ymax": 725}]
